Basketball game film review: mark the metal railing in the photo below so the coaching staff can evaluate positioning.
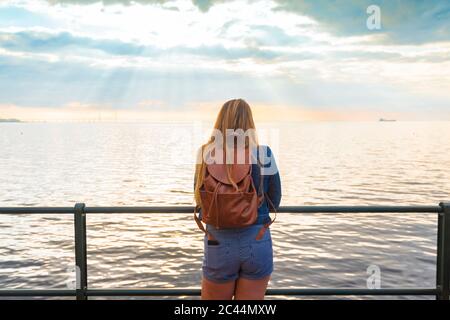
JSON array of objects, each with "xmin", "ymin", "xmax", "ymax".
[{"xmin": 0, "ymin": 203, "xmax": 449, "ymax": 300}]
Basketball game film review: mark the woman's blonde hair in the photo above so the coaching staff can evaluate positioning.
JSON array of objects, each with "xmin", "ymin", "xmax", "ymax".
[{"xmin": 194, "ymin": 99, "xmax": 258, "ymax": 206}]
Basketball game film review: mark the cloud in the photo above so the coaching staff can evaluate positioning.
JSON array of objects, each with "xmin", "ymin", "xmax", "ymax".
[
  {"xmin": 0, "ymin": 30, "xmax": 149, "ymax": 56},
  {"xmin": 0, "ymin": 0, "xmax": 449, "ymax": 121},
  {"xmin": 46, "ymin": 0, "xmax": 168, "ymax": 5},
  {"xmin": 7, "ymin": 29, "xmax": 448, "ymax": 65},
  {"xmin": 273, "ymin": 0, "xmax": 450, "ymax": 44},
  {"xmin": 0, "ymin": 29, "xmax": 309, "ymax": 61},
  {"xmin": 191, "ymin": 0, "xmax": 227, "ymax": 12},
  {"xmin": 44, "ymin": 0, "xmax": 223, "ymax": 12},
  {"xmin": 240, "ymin": 25, "xmax": 312, "ymax": 47},
  {"xmin": 0, "ymin": 6, "xmax": 58, "ymax": 29},
  {"xmin": 39, "ymin": 0, "xmax": 450, "ymax": 44}
]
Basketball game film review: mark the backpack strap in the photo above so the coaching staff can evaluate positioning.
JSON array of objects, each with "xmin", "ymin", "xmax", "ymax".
[
  {"xmin": 255, "ymin": 192, "xmax": 277, "ymax": 240},
  {"xmin": 193, "ymin": 145, "xmax": 218, "ymax": 242},
  {"xmin": 253, "ymin": 146, "xmax": 265, "ymax": 207},
  {"xmin": 193, "ymin": 205, "xmax": 218, "ymax": 242}
]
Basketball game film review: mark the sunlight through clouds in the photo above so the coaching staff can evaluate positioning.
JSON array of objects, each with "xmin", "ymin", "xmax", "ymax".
[{"xmin": 0, "ymin": 0, "xmax": 449, "ymax": 121}]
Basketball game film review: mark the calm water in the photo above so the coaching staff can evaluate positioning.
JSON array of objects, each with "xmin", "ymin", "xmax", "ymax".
[{"xmin": 1, "ymin": 121, "xmax": 449, "ymax": 299}]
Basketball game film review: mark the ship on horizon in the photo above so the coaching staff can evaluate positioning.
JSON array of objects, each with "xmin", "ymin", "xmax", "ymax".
[{"xmin": 379, "ymin": 118, "xmax": 396, "ymax": 122}]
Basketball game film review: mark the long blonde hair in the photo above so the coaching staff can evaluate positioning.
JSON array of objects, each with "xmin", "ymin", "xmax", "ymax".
[{"xmin": 194, "ymin": 99, "xmax": 258, "ymax": 206}]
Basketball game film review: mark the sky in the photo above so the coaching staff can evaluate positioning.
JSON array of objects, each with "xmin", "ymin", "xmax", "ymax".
[{"xmin": 0, "ymin": 0, "xmax": 449, "ymax": 121}]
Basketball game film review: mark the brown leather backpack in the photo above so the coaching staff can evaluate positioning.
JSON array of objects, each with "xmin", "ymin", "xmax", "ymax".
[{"xmin": 194, "ymin": 147, "xmax": 276, "ymax": 241}]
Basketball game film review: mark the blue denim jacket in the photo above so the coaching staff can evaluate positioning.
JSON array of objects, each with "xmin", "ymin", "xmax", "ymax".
[
  {"xmin": 196, "ymin": 145, "xmax": 282, "ymax": 225},
  {"xmin": 252, "ymin": 145, "xmax": 282, "ymax": 224}
]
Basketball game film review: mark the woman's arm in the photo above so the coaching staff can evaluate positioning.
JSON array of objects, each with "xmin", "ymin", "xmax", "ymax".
[
  {"xmin": 263, "ymin": 146, "xmax": 282, "ymax": 209},
  {"xmin": 268, "ymin": 169, "xmax": 281, "ymax": 209}
]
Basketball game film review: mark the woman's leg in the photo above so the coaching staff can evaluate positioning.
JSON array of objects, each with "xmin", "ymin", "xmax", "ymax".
[
  {"xmin": 234, "ymin": 275, "xmax": 271, "ymax": 300},
  {"xmin": 201, "ymin": 276, "xmax": 236, "ymax": 300}
]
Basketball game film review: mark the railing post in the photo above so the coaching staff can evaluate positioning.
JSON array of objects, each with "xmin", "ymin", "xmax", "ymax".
[
  {"xmin": 436, "ymin": 202, "xmax": 450, "ymax": 300},
  {"xmin": 436, "ymin": 209, "xmax": 442, "ymax": 300},
  {"xmin": 74, "ymin": 203, "xmax": 88, "ymax": 300}
]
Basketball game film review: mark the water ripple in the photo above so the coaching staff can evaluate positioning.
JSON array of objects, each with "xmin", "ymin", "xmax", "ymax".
[{"xmin": 0, "ymin": 122, "xmax": 449, "ymax": 299}]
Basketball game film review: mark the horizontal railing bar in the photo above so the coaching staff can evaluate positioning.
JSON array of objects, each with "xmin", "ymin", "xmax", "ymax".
[
  {"xmin": 88, "ymin": 288, "xmax": 438, "ymax": 296},
  {"xmin": 0, "ymin": 288, "xmax": 438, "ymax": 297},
  {"xmin": 0, "ymin": 207, "xmax": 75, "ymax": 214},
  {"xmin": 0, "ymin": 205, "xmax": 442, "ymax": 215},
  {"xmin": 0, "ymin": 290, "xmax": 76, "ymax": 297},
  {"xmin": 86, "ymin": 206, "xmax": 194, "ymax": 214},
  {"xmin": 266, "ymin": 288, "xmax": 439, "ymax": 296},
  {"xmin": 281, "ymin": 205, "xmax": 442, "ymax": 213}
]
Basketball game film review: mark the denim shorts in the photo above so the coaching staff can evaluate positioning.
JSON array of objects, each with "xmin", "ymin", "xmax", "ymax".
[{"xmin": 202, "ymin": 223, "xmax": 273, "ymax": 283}]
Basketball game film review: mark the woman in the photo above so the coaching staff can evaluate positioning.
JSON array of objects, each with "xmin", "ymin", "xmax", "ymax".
[{"xmin": 194, "ymin": 99, "xmax": 281, "ymax": 300}]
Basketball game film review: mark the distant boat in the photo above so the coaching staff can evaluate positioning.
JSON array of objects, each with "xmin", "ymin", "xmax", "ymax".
[{"xmin": 379, "ymin": 118, "xmax": 396, "ymax": 122}]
